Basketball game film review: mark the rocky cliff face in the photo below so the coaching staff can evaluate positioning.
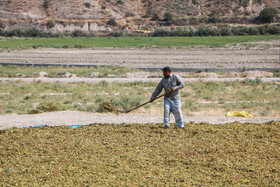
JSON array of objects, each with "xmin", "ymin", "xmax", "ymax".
[{"xmin": 0, "ymin": 0, "xmax": 279, "ymax": 33}]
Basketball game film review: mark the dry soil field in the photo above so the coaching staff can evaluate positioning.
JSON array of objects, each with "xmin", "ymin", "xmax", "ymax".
[{"xmin": 0, "ymin": 40, "xmax": 280, "ymax": 69}]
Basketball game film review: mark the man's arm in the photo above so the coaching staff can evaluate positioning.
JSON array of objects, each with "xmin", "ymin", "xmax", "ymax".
[
  {"xmin": 174, "ymin": 75, "xmax": 184, "ymax": 90},
  {"xmin": 150, "ymin": 80, "xmax": 163, "ymax": 102}
]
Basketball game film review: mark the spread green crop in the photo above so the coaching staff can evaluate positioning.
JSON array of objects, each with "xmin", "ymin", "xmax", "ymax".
[{"xmin": 0, "ymin": 122, "xmax": 279, "ymax": 185}]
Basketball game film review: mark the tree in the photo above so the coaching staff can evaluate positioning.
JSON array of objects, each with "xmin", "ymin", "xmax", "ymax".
[{"xmin": 258, "ymin": 8, "xmax": 278, "ymax": 23}]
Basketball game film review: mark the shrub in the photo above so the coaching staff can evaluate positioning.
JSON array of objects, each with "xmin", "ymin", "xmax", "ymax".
[
  {"xmin": 151, "ymin": 29, "xmax": 169, "ymax": 37},
  {"xmin": 117, "ymin": 0, "xmax": 124, "ymax": 4},
  {"xmin": 208, "ymin": 10, "xmax": 219, "ymax": 23},
  {"xmin": 106, "ymin": 32, "xmax": 123, "ymax": 37},
  {"xmin": 107, "ymin": 18, "xmax": 118, "ymax": 26},
  {"xmin": 0, "ymin": 28, "xmax": 63, "ymax": 38},
  {"xmin": 169, "ymin": 28, "xmax": 189, "ymax": 36},
  {"xmin": 36, "ymin": 101, "xmax": 61, "ymax": 112},
  {"xmin": 6, "ymin": 29, "xmax": 25, "ymax": 37},
  {"xmin": 258, "ymin": 8, "xmax": 278, "ymax": 23},
  {"xmin": 259, "ymin": 25, "xmax": 280, "ymax": 35},
  {"xmin": 163, "ymin": 12, "xmax": 173, "ymax": 25},
  {"xmin": 151, "ymin": 25, "xmax": 280, "ymax": 37},
  {"xmin": 231, "ymin": 26, "xmax": 250, "ymax": 36},
  {"xmin": 0, "ymin": 22, "xmax": 5, "ymax": 29},
  {"xmin": 196, "ymin": 27, "xmax": 220, "ymax": 36},
  {"xmin": 46, "ymin": 20, "xmax": 55, "ymax": 28},
  {"xmin": 152, "ymin": 14, "xmax": 159, "ymax": 21},
  {"xmin": 84, "ymin": 2, "xmax": 90, "ymax": 8},
  {"xmin": 220, "ymin": 27, "xmax": 232, "ymax": 36},
  {"xmin": 188, "ymin": 26, "xmax": 195, "ymax": 36},
  {"xmin": 189, "ymin": 17, "xmax": 198, "ymax": 25},
  {"xmin": 71, "ymin": 30, "xmax": 89, "ymax": 37},
  {"xmin": 247, "ymin": 27, "xmax": 260, "ymax": 35},
  {"xmin": 43, "ymin": 0, "xmax": 51, "ymax": 9}
]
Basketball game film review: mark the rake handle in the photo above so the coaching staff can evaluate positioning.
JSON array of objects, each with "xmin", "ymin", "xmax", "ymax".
[{"xmin": 126, "ymin": 91, "xmax": 172, "ymax": 113}]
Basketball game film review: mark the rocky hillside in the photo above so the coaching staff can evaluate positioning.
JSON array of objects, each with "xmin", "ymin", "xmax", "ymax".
[{"xmin": 0, "ymin": 0, "xmax": 279, "ymax": 33}]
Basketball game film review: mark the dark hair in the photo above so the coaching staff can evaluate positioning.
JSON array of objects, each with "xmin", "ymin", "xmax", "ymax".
[{"xmin": 162, "ymin": 67, "xmax": 171, "ymax": 72}]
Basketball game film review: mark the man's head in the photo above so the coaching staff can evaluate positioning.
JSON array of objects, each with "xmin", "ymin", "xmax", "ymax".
[{"xmin": 162, "ymin": 67, "xmax": 171, "ymax": 78}]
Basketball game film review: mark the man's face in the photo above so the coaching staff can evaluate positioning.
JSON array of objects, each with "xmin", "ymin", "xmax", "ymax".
[{"xmin": 163, "ymin": 71, "xmax": 171, "ymax": 78}]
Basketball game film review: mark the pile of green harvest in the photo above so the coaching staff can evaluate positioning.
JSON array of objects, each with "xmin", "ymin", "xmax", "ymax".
[{"xmin": 1, "ymin": 122, "xmax": 279, "ymax": 185}]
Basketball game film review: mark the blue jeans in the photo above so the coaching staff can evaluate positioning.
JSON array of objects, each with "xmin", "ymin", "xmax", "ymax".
[{"xmin": 164, "ymin": 97, "xmax": 184, "ymax": 128}]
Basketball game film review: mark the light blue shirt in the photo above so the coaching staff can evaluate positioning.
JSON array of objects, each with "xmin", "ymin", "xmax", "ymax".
[{"xmin": 151, "ymin": 74, "xmax": 184, "ymax": 100}]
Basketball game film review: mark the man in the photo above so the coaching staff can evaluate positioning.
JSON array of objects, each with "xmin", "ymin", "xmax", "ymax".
[{"xmin": 150, "ymin": 67, "xmax": 185, "ymax": 129}]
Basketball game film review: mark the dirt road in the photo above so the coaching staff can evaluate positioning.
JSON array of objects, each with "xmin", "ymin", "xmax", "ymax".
[{"xmin": 0, "ymin": 111, "xmax": 279, "ymax": 130}]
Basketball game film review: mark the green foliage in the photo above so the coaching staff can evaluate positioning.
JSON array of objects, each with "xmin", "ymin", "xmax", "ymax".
[
  {"xmin": 0, "ymin": 27, "xmax": 62, "ymax": 37},
  {"xmin": 258, "ymin": 8, "xmax": 278, "ymax": 23},
  {"xmin": 152, "ymin": 25, "xmax": 280, "ymax": 37}
]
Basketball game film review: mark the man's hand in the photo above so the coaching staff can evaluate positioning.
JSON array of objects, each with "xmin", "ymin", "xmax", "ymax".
[
  {"xmin": 150, "ymin": 98, "xmax": 155, "ymax": 102},
  {"xmin": 171, "ymin": 87, "xmax": 176, "ymax": 92}
]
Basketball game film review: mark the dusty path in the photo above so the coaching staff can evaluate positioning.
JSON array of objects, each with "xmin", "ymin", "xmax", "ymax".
[
  {"xmin": 0, "ymin": 47, "xmax": 279, "ymax": 69},
  {"xmin": 1, "ymin": 77, "xmax": 280, "ymax": 82},
  {"xmin": 0, "ymin": 111, "xmax": 279, "ymax": 130}
]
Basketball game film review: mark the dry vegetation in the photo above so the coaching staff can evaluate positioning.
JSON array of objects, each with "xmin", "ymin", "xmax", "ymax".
[
  {"xmin": 0, "ymin": 78, "xmax": 279, "ymax": 117},
  {"xmin": 0, "ymin": 122, "xmax": 279, "ymax": 185}
]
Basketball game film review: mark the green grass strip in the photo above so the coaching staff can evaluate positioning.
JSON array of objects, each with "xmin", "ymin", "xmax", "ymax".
[{"xmin": 0, "ymin": 35, "xmax": 279, "ymax": 50}]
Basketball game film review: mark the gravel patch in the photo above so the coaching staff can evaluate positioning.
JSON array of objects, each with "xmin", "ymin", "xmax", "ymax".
[{"xmin": 0, "ymin": 111, "xmax": 279, "ymax": 130}]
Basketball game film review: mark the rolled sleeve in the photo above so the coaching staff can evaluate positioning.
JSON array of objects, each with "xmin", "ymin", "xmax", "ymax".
[{"xmin": 174, "ymin": 75, "xmax": 184, "ymax": 90}]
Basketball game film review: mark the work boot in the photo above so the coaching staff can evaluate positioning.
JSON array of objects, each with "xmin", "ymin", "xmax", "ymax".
[{"xmin": 164, "ymin": 126, "xmax": 170, "ymax": 129}]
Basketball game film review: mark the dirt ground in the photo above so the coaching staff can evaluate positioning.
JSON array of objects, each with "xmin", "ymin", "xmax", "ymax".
[
  {"xmin": 0, "ymin": 41, "xmax": 280, "ymax": 69},
  {"xmin": 0, "ymin": 111, "xmax": 279, "ymax": 130},
  {"xmin": 0, "ymin": 41, "xmax": 279, "ymax": 129}
]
